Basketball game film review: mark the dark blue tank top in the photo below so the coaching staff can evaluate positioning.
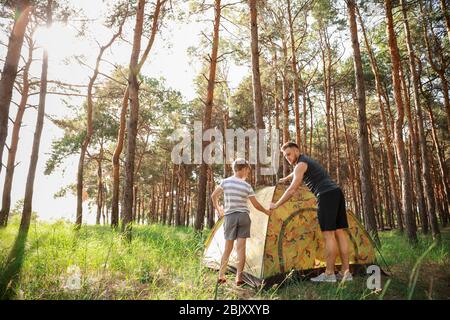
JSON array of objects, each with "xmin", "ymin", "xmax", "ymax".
[{"xmin": 297, "ymin": 154, "xmax": 338, "ymax": 196}]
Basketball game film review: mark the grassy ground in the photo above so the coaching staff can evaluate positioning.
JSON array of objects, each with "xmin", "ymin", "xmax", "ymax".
[{"xmin": 1, "ymin": 216, "xmax": 449, "ymax": 300}]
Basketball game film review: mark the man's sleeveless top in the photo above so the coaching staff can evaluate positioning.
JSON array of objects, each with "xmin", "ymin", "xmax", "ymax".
[{"xmin": 297, "ymin": 154, "xmax": 338, "ymax": 197}]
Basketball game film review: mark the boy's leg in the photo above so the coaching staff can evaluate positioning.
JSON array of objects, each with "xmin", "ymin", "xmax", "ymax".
[
  {"xmin": 235, "ymin": 238, "xmax": 247, "ymax": 282},
  {"xmin": 219, "ymin": 240, "xmax": 234, "ymax": 279},
  {"xmin": 323, "ymin": 230, "xmax": 338, "ymax": 274},
  {"xmin": 335, "ymin": 229, "xmax": 350, "ymax": 274}
]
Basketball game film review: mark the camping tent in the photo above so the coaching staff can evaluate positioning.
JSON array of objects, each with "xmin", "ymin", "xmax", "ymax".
[{"xmin": 203, "ymin": 184, "xmax": 377, "ymax": 287}]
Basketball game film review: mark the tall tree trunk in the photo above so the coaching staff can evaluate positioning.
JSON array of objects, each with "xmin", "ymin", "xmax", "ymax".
[
  {"xmin": 385, "ymin": 0, "xmax": 417, "ymax": 243},
  {"xmin": 418, "ymin": 70, "xmax": 450, "ymax": 223},
  {"xmin": 76, "ymin": 19, "xmax": 123, "ymax": 228},
  {"xmin": 194, "ymin": 0, "xmax": 221, "ymax": 231},
  {"xmin": 340, "ymin": 101, "xmax": 360, "ymax": 219},
  {"xmin": 421, "ymin": 1, "xmax": 450, "ymax": 134},
  {"xmin": 401, "ymin": 0, "xmax": 440, "ymax": 239},
  {"xmin": 272, "ymin": 51, "xmax": 281, "ymax": 181},
  {"xmin": 122, "ymin": 0, "xmax": 146, "ymax": 239},
  {"xmin": 440, "ymin": 0, "xmax": 450, "ymax": 49},
  {"xmin": 111, "ymin": 0, "xmax": 165, "ymax": 228},
  {"xmin": 222, "ymin": 106, "xmax": 230, "ymax": 177},
  {"xmin": 20, "ymin": 0, "xmax": 51, "ymax": 235},
  {"xmin": 286, "ymin": 0, "xmax": 301, "ymax": 148},
  {"xmin": 379, "ymin": 139, "xmax": 394, "ymax": 228},
  {"xmin": 175, "ymin": 165, "xmax": 182, "ymax": 226},
  {"xmin": 161, "ymin": 163, "xmax": 168, "ymax": 224},
  {"xmin": 0, "ymin": 1, "xmax": 31, "ymax": 174},
  {"xmin": 302, "ymin": 79, "xmax": 308, "ymax": 154},
  {"xmin": 95, "ymin": 149, "xmax": 103, "ymax": 225},
  {"xmin": 168, "ymin": 163, "xmax": 177, "ymax": 226},
  {"xmin": 319, "ymin": 29, "xmax": 332, "ymax": 174},
  {"xmin": 356, "ymin": 4, "xmax": 403, "ymax": 232},
  {"xmin": 347, "ymin": 0, "xmax": 379, "ymax": 242},
  {"xmin": 308, "ymin": 90, "xmax": 314, "ymax": 157},
  {"xmin": 111, "ymin": 89, "xmax": 128, "ymax": 228},
  {"xmin": 332, "ymin": 87, "xmax": 340, "ymax": 185},
  {"xmin": 0, "ymin": 33, "xmax": 33, "ymax": 227},
  {"xmin": 207, "ymin": 166, "xmax": 215, "ymax": 229},
  {"xmin": 400, "ymin": 66, "xmax": 427, "ymax": 234},
  {"xmin": 249, "ymin": 0, "xmax": 265, "ymax": 185}
]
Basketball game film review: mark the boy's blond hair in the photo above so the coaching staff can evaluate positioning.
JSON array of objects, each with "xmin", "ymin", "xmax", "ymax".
[{"xmin": 232, "ymin": 158, "xmax": 251, "ymax": 173}]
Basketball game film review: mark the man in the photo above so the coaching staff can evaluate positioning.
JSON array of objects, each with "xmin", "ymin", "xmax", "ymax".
[
  {"xmin": 270, "ymin": 142, "xmax": 352, "ymax": 282},
  {"xmin": 211, "ymin": 158, "xmax": 271, "ymax": 286}
]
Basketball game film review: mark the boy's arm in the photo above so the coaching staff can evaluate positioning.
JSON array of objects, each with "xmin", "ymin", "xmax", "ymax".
[
  {"xmin": 211, "ymin": 186, "xmax": 224, "ymax": 217},
  {"xmin": 249, "ymin": 196, "xmax": 271, "ymax": 216}
]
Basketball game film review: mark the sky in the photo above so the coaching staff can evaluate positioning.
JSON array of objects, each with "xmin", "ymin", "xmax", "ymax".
[{"xmin": 0, "ymin": 0, "xmax": 247, "ymax": 224}]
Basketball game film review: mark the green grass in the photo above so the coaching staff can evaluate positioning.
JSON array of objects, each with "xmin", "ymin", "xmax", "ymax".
[{"xmin": 1, "ymin": 216, "xmax": 449, "ymax": 300}]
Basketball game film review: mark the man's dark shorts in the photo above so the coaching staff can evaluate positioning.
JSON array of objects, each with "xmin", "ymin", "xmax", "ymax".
[
  {"xmin": 223, "ymin": 211, "xmax": 251, "ymax": 240},
  {"xmin": 317, "ymin": 188, "xmax": 349, "ymax": 231}
]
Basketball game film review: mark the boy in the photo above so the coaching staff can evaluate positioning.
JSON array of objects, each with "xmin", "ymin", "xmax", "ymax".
[{"xmin": 211, "ymin": 158, "xmax": 271, "ymax": 286}]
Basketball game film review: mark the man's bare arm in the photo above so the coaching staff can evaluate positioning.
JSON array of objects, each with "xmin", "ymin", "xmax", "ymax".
[
  {"xmin": 279, "ymin": 171, "xmax": 294, "ymax": 183},
  {"xmin": 272, "ymin": 162, "xmax": 307, "ymax": 209}
]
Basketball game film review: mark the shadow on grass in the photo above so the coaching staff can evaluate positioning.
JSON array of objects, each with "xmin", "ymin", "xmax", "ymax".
[{"xmin": 0, "ymin": 230, "xmax": 28, "ymax": 300}]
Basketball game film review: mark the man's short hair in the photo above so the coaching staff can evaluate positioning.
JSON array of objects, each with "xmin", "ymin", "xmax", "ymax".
[
  {"xmin": 281, "ymin": 142, "xmax": 300, "ymax": 151},
  {"xmin": 232, "ymin": 158, "xmax": 251, "ymax": 173}
]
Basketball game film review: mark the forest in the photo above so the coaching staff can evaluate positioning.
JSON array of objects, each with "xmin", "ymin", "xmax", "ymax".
[{"xmin": 0, "ymin": 0, "xmax": 449, "ymax": 300}]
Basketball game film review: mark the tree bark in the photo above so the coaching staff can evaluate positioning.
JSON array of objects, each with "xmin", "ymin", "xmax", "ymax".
[
  {"xmin": 76, "ymin": 17, "xmax": 123, "ymax": 228},
  {"xmin": 0, "ymin": 33, "xmax": 33, "ymax": 227},
  {"xmin": 286, "ymin": 0, "xmax": 301, "ymax": 148},
  {"xmin": 356, "ymin": 4, "xmax": 403, "ymax": 232},
  {"xmin": 421, "ymin": 1, "xmax": 450, "ymax": 134},
  {"xmin": 347, "ymin": 0, "xmax": 379, "ymax": 242},
  {"xmin": 249, "ymin": 0, "xmax": 265, "ymax": 185},
  {"xmin": 440, "ymin": 0, "xmax": 450, "ymax": 46},
  {"xmin": 0, "ymin": 1, "xmax": 31, "ymax": 174},
  {"xmin": 111, "ymin": 0, "xmax": 165, "ymax": 228},
  {"xmin": 385, "ymin": 0, "xmax": 417, "ymax": 243},
  {"xmin": 20, "ymin": 0, "xmax": 52, "ymax": 234},
  {"xmin": 401, "ymin": 0, "xmax": 440, "ymax": 239},
  {"xmin": 95, "ymin": 148, "xmax": 103, "ymax": 225},
  {"xmin": 168, "ymin": 163, "xmax": 176, "ymax": 226},
  {"xmin": 418, "ymin": 68, "xmax": 450, "ymax": 224},
  {"xmin": 122, "ymin": 0, "xmax": 146, "ymax": 239},
  {"xmin": 400, "ymin": 65, "xmax": 427, "ymax": 234},
  {"xmin": 194, "ymin": 0, "xmax": 221, "ymax": 231},
  {"xmin": 340, "ymin": 100, "xmax": 360, "ymax": 219}
]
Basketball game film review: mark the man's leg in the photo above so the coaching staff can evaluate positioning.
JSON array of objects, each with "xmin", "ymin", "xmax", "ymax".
[
  {"xmin": 235, "ymin": 238, "xmax": 247, "ymax": 282},
  {"xmin": 335, "ymin": 229, "xmax": 350, "ymax": 274},
  {"xmin": 219, "ymin": 240, "xmax": 234, "ymax": 279},
  {"xmin": 323, "ymin": 230, "xmax": 338, "ymax": 274}
]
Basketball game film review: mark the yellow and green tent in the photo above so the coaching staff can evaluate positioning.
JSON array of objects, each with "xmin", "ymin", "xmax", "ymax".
[{"xmin": 203, "ymin": 184, "xmax": 377, "ymax": 287}]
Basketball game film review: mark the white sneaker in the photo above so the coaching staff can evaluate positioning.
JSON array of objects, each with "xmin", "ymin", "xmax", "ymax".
[
  {"xmin": 336, "ymin": 271, "xmax": 353, "ymax": 282},
  {"xmin": 310, "ymin": 272, "xmax": 337, "ymax": 283}
]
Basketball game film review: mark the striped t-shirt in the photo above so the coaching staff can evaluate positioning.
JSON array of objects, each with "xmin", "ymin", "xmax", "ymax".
[{"xmin": 219, "ymin": 176, "xmax": 255, "ymax": 215}]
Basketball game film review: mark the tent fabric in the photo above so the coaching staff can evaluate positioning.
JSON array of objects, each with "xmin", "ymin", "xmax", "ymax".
[{"xmin": 203, "ymin": 184, "xmax": 376, "ymax": 287}]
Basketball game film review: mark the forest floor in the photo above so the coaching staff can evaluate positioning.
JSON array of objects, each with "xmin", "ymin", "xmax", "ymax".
[{"xmin": 1, "ymin": 216, "xmax": 449, "ymax": 300}]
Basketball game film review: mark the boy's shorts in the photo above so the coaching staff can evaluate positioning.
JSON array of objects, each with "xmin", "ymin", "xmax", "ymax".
[
  {"xmin": 317, "ymin": 188, "xmax": 349, "ymax": 231},
  {"xmin": 223, "ymin": 211, "xmax": 251, "ymax": 240}
]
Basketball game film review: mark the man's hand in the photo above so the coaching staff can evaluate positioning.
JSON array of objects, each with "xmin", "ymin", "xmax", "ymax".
[
  {"xmin": 263, "ymin": 208, "xmax": 271, "ymax": 216},
  {"xmin": 269, "ymin": 202, "xmax": 278, "ymax": 210},
  {"xmin": 279, "ymin": 177, "xmax": 290, "ymax": 184}
]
